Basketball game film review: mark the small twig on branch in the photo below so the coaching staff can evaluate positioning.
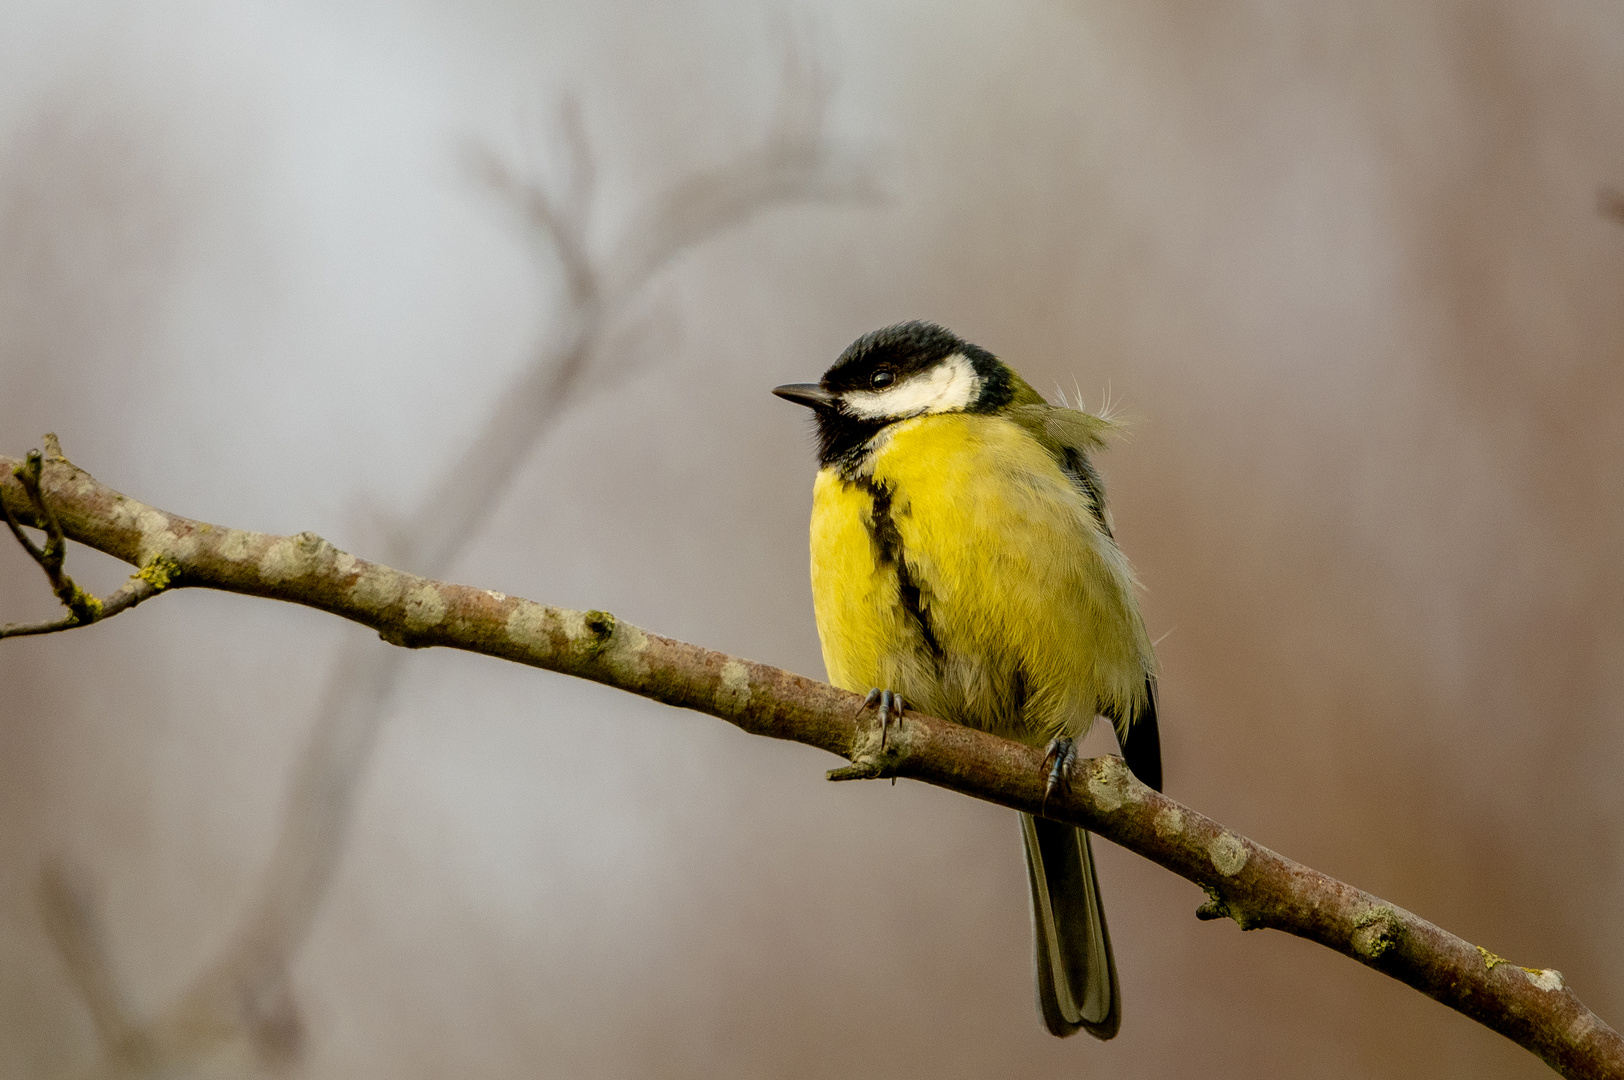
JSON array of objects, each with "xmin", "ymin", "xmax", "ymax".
[
  {"xmin": 1, "ymin": 434, "xmax": 174, "ymax": 639},
  {"xmin": 4, "ymin": 444, "xmax": 1621, "ymax": 1080}
]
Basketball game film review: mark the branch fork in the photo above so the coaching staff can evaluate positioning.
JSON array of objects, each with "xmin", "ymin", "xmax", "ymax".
[{"xmin": 1, "ymin": 435, "xmax": 174, "ymax": 639}]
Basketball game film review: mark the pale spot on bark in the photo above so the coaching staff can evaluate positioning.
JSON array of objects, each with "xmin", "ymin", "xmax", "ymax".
[
  {"xmin": 258, "ymin": 537, "xmax": 302, "ymax": 583},
  {"xmin": 122, "ymin": 505, "xmax": 186, "ymax": 564},
  {"xmin": 219, "ymin": 529, "xmax": 253, "ymax": 563},
  {"xmin": 604, "ymin": 622, "xmax": 651, "ymax": 679},
  {"xmin": 402, "ymin": 585, "xmax": 447, "ymax": 632},
  {"xmin": 134, "ymin": 507, "xmax": 167, "ymax": 538},
  {"xmin": 1154, "ymin": 806, "xmax": 1185, "ymax": 839},
  {"xmin": 349, "ymin": 565, "xmax": 404, "ymax": 609},
  {"xmin": 505, "ymin": 602, "xmax": 554, "ymax": 650},
  {"xmin": 714, "ymin": 659, "xmax": 753, "ymax": 713},
  {"xmin": 557, "ymin": 608, "xmax": 590, "ymax": 641},
  {"xmin": 334, "ymin": 552, "xmax": 358, "ymax": 577},
  {"xmin": 1208, "ymin": 832, "xmax": 1248, "ymax": 876}
]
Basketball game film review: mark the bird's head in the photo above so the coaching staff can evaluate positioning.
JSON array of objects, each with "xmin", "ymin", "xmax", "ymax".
[{"xmin": 774, "ymin": 321, "xmax": 1021, "ymax": 466}]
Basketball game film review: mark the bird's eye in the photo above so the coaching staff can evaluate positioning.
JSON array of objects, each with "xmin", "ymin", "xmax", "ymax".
[{"xmin": 870, "ymin": 369, "xmax": 895, "ymax": 389}]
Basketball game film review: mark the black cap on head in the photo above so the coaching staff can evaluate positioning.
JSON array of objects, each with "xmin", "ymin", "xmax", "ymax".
[
  {"xmin": 820, "ymin": 321, "xmax": 968, "ymax": 393},
  {"xmin": 768, "ymin": 321, "xmax": 1016, "ymax": 468},
  {"xmin": 823, "ymin": 321, "xmax": 1014, "ymax": 415}
]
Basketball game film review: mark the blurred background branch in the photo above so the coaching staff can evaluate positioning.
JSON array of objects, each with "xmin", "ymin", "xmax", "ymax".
[
  {"xmin": 31, "ymin": 27, "xmax": 878, "ymax": 1078},
  {"xmin": 1600, "ymin": 187, "xmax": 1624, "ymax": 225}
]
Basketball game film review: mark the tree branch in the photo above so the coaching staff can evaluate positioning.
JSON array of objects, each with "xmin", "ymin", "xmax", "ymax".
[{"xmin": 4, "ymin": 445, "xmax": 1619, "ymax": 1080}]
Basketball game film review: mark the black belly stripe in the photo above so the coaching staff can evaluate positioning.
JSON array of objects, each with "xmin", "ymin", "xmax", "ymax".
[
  {"xmin": 1008, "ymin": 663, "xmax": 1029, "ymax": 724},
  {"xmin": 853, "ymin": 476, "xmax": 943, "ymax": 661}
]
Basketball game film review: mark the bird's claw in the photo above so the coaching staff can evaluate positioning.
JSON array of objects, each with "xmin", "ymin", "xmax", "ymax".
[
  {"xmin": 857, "ymin": 688, "xmax": 905, "ymax": 751},
  {"xmin": 1040, "ymin": 736, "xmax": 1076, "ymax": 817}
]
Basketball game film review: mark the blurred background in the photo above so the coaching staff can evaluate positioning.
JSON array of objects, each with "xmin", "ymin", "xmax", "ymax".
[{"xmin": 3, "ymin": 1, "xmax": 1624, "ymax": 1077}]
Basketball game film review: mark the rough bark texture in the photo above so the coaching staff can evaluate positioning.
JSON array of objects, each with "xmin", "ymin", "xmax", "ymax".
[{"xmin": 3, "ymin": 444, "xmax": 1620, "ymax": 1080}]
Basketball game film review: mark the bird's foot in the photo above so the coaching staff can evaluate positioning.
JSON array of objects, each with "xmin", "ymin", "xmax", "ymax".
[
  {"xmin": 1040, "ymin": 736, "xmax": 1076, "ymax": 817},
  {"xmin": 856, "ymin": 687, "xmax": 906, "ymax": 750},
  {"xmin": 828, "ymin": 688, "xmax": 907, "ymax": 782}
]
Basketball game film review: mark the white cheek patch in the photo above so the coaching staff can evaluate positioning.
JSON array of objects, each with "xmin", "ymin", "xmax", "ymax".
[{"xmin": 842, "ymin": 352, "xmax": 982, "ymax": 420}]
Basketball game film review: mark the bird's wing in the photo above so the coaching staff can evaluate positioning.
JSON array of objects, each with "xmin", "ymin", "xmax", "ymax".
[
  {"xmin": 1008, "ymin": 403, "xmax": 1163, "ymax": 791},
  {"xmin": 1005, "ymin": 404, "xmax": 1117, "ymax": 536},
  {"xmin": 1112, "ymin": 676, "xmax": 1162, "ymax": 791}
]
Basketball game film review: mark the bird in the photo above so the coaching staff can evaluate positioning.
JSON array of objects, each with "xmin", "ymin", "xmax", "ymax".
[{"xmin": 773, "ymin": 321, "xmax": 1161, "ymax": 1040}]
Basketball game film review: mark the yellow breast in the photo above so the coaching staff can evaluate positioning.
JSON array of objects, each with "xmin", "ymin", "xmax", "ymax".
[{"xmin": 809, "ymin": 412, "xmax": 1151, "ymax": 745}]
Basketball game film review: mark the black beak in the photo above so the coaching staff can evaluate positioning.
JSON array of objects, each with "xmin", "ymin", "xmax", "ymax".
[{"xmin": 772, "ymin": 383, "xmax": 836, "ymax": 410}]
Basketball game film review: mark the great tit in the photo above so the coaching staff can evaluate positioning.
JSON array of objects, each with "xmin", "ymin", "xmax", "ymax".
[{"xmin": 774, "ymin": 321, "xmax": 1161, "ymax": 1040}]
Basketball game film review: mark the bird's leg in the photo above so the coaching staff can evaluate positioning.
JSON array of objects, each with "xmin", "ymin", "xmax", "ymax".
[
  {"xmin": 856, "ymin": 688, "xmax": 906, "ymax": 751},
  {"xmin": 1039, "ymin": 736, "xmax": 1076, "ymax": 817}
]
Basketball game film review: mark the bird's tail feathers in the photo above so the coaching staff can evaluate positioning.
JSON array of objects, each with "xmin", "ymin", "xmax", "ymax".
[{"xmin": 1021, "ymin": 813, "xmax": 1121, "ymax": 1039}]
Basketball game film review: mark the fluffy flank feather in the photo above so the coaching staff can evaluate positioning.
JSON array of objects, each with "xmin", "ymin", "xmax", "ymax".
[{"xmin": 1049, "ymin": 378, "xmax": 1132, "ymax": 432}]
